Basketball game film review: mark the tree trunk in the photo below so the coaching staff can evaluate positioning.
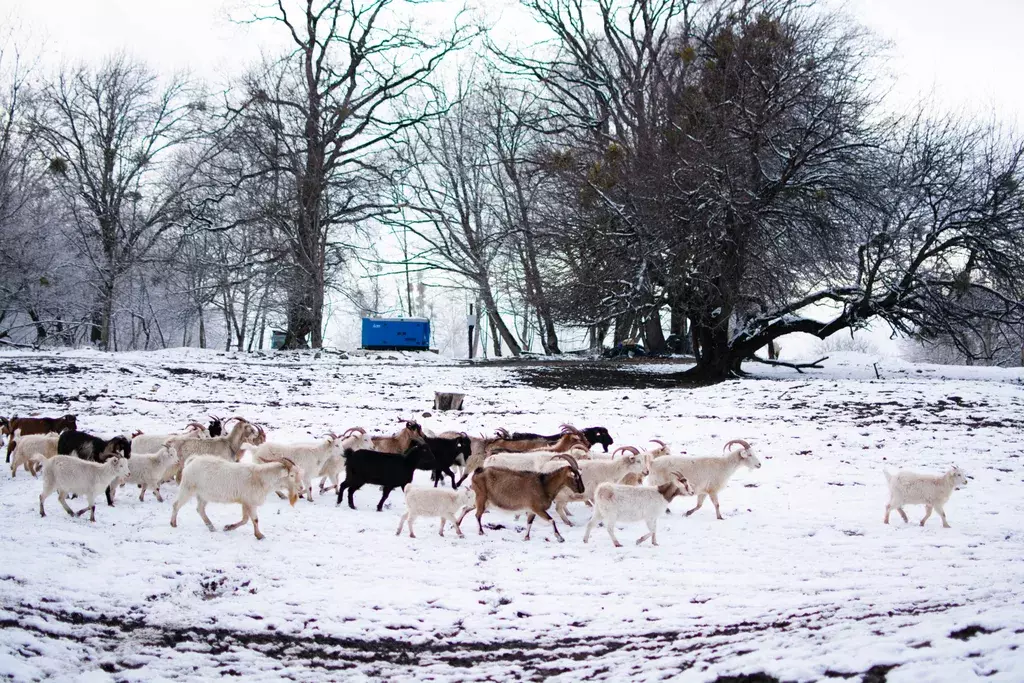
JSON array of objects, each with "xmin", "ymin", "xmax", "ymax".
[
  {"xmin": 481, "ymin": 289, "xmax": 521, "ymax": 356},
  {"xmin": 488, "ymin": 315, "xmax": 502, "ymax": 356},
  {"xmin": 613, "ymin": 311, "xmax": 636, "ymax": 345},
  {"xmin": 644, "ymin": 310, "xmax": 666, "ymax": 353}
]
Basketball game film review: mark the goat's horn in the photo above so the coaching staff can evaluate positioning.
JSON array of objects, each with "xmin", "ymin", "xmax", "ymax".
[
  {"xmin": 552, "ymin": 453, "xmax": 581, "ymax": 473},
  {"xmin": 279, "ymin": 456, "xmax": 297, "ymax": 471},
  {"xmin": 559, "ymin": 424, "xmax": 581, "ymax": 435},
  {"xmin": 650, "ymin": 439, "xmax": 667, "ymax": 448},
  {"xmin": 495, "ymin": 428, "xmax": 510, "ymax": 439},
  {"xmin": 613, "ymin": 446, "xmax": 640, "ymax": 457},
  {"xmin": 724, "ymin": 439, "xmax": 751, "ymax": 453},
  {"xmin": 185, "ymin": 422, "xmax": 205, "ymax": 431}
]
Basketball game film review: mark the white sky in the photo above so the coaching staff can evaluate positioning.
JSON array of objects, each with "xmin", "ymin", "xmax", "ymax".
[
  {"xmin": 6, "ymin": 0, "xmax": 1022, "ymax": 355},
  {"xmin": 8, "ymin": 0, "xmax": 1023, "ymax": 122}
]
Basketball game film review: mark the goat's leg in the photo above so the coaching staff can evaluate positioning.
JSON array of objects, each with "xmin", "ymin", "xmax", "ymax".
[
  {"xmin": 438, "ymin": 516, "xmax": 446, "ymax": 537},
  {"xmin": 396, "ymin": 513, "xmax": 408, "ymax": 536},
  {"xmin": 39, "ymin": 485, "xmax": 54, "ymax": 517},
  {"xmin": 475, "ymin": 499, "xmax": 486, "ymax": 535},
  {"xmin": 604, "ymin": 517, "xmax": 622, "ymax": 547},
  {"xmin": 170, "ymin": 488, "xmax": 194, "ymax": 528},
  {"xmin": 224, "ymin": 504, "xmax": 251, "ymax": 531},
  {"xmin": 447, "ymin": 467, "xmax": 458, "ymax": 489},
  {"xmin": 376, "ymin": 487, "xmax": 394, "ymax": 512},
  {"xmin": 407, "ymin": 514, "xmax": 417, "ymax": 538},
  {"xmin": 685, "ymin": 493, "xmax": 706, "ymax": 517},
  {"xmin": 920, "ymin": 504, "xmax": 933, "ymax": 527},
  {"xmin": 196, "ymin": 498, "xmax": 216, "ymax": 532},
  {"xmin": 105, "ymin": 483, "xmax": 115, "ymax": 507},
  {"xmin": 529, "ymin": 508, "xmax": 564, "ymax": 543},
  {"xmin": 583, "ymin": 510, "xmax": 601, "ymax": 543},
  {"xmin": 935, "ymin": 503, "xmax": 951, "ymax": 528},
  {"xmin": 251, "ymin": 507, "xmax": 265, "ymax": 540},
  {"xmin": 708, "ymin": 491, "xmax": 724, "ymax": 520},
  {"xmin": 897, "ymin": 506, "xmax": 909, "ymax": 523},
  {"xmin": 449, "ymin": 513, "xmax": 465, "ymax": 538},
  {"xmin": 554, "ymin": 500, "xmax": 573, "ymax": 526},
  {"xmin": 56, "ymin": 490, "xmax": 74, "ymax": 517},
  {"xmin": 139, "ymin": 485, "xmax": 147, "ymax": 502},
  {"xmin": 884, "ymin": 503, "xmax": 892, "ymax": 524},
  {"xmin": 637, "ymin": 519, "xmax": 658, "ymax": 546},
  {"xmin": 335, "ymin": 480, "xmax": 348, "ymax": 506},
  {"xmin": 153, "ymin": 484, "xmax": 163, "ymax": 503}
]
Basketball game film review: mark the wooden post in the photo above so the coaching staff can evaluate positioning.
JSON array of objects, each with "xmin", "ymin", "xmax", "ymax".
[{"xmin": 434, "ymin": 392, "xmax": 465, "ymax": 411}]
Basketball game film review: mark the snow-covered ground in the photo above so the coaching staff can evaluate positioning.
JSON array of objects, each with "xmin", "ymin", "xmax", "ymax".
[{"xmin": 0, "ymin": 349, "xmax": 1022, "ymax": 682}]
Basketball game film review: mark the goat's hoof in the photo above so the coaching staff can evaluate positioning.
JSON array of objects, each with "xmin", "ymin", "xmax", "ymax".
[
  {"xmin": 613, "ymin": 541, "xmax": 622, "ymax": 548},
  {"xmin": 255, "ymin": 533, "xmax": 265, "ymax": 540}
]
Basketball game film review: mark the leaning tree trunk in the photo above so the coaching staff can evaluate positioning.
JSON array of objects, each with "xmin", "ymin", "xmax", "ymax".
[{"xmin": 481, "ymin": 289, "xmax": 522, "ymax": 356}]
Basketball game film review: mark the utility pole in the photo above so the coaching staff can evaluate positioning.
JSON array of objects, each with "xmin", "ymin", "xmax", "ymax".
[{"xmin": 467, "ymin": 303, "xmax": 476, "ymax": 359}]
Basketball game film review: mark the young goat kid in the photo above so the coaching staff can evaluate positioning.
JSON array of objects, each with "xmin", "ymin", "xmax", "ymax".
[
  {"xmin": 884, "ymin": 465, "xmax": 968, "ymax": 528},
  {"xmin": 122, "ymin": 446, "xmax": 179, "ymax": 502},
  {"xmin": 39, "ymin": 455, "xmax": 130, "ymax": 522},
  {"xmin": 584, "ymin": 475, "xmax": 695, "ymax": 547},
  {"xmin": 9, "ymin": 432, "xmax": 60, "ymax": 477},
  {"xmin": 396, "ymin": 485, "xmax": 475, "ymax": 538}
]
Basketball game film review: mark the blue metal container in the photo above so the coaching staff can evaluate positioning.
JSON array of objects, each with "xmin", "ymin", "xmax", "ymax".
[{"xmin": 361, "ymin": 317, "xmax": 431, "ymax": 351}]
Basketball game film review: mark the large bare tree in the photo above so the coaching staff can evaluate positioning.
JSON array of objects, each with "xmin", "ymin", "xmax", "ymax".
[
  {"xmin": 32, "ymin": 55, "xmax": 208, "ymax": 350},
  {"xmin": 237, "ymin": 0, "xmax": 476, "ymax": 349}
]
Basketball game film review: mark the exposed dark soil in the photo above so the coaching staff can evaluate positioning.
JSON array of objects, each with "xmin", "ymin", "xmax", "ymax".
[{"xmin": 0, "ymin": 600, "xmax": 963, "ymax": 681}]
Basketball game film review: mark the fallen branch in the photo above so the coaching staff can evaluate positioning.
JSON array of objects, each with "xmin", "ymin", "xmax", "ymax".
[
  {"xmin": 0, "ymin": 339, "xmax": 39, "ymax": 350},
  {"xmin": 747, "ymin": 356, "xmax": 829, "ymax": 374}
]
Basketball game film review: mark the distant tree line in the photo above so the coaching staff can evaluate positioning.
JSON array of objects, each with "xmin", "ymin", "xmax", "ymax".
[{"xmin": 1, "ymin": 0, "xmax": 1023, "ymax": 379}]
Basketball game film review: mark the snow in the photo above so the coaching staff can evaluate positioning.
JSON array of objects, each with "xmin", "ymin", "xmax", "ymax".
[{"xmin": 1, "ymin": 348, "xmax": 1023, "ymax": 681}]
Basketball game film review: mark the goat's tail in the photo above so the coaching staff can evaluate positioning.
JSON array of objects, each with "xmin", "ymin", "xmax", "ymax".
[{"xmin": 883, "ymin": 470, "xmax": 893, "ymax": 488}]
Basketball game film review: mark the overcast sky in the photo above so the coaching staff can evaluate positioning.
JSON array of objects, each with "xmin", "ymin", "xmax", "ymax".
[{"xmin": 6, "ymin": 0, "xmax": 1024, "ymax": 125}]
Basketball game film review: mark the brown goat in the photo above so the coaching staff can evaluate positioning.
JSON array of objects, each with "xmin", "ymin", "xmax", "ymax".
[
  {"xmin": 464, "ymin": 453, "xmax": 584, "ymax": 542},
  {"xmin": 486, "ymin": 431, "xmax": 589, "ymax": 455},
  {"xmin": 371, "ymin": 420, "xmax": 425, "ymax": 453},
  {"xmin": 5, "ymin": 415, "xmax": 78, "ymax": 462}
]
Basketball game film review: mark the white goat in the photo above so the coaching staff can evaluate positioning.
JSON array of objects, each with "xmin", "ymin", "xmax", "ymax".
[
  {"xmin": 541, "ymin": 446, "xmax": 649, "ymax": 525},
  {"xmin": 316, "ymin": 427, "xmax": 375, "ymax": 494},
  {"xmin": 884, "ymin": 465, "xmax": 968, "ymax": 528},
  {"xmin": 164, "ymin": 418, "xmax": 263, "ymax": 481},
  {"xmin": 484, "ymin": 445, "xmax": 592, "ymax": 472},
  {"xmin": 583, "ymin": 475, "xmax": 696, "ymax": 546},
  {"xmin": 247, "ymin": 433, "xmax": 348, "ymax": 501},
  {"xmin": 170, "ymin": 455, "xmax": 303, "ymax": 540},
  {"xmin": 648, "ymin": 439, "xmax": 761, "ymax": 519},
  {"xmin": 39, "ymin": 455, "xmax": 130, "ymax": 522},
  {"xmin": 123, "ymin": 446, "xmax": 179, "ymax": 502},
  {"xmin": 131, "ymin": 422, "xmax": 206, "ymax": 455},
  {"xmin": 10, "ymin": 431, "xmax": 59, "ymax": 477},
  {"xmin": 396, "ymin": 485, "xmax": 476, "ymax": 538}
]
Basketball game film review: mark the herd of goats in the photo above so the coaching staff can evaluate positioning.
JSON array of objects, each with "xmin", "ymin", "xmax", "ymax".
[{"xmin": 0, "ymin": 412, "xmax": 969, "ymax": 545}]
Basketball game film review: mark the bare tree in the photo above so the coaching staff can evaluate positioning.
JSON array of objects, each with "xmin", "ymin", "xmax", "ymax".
[
  {"xmin": 32, "ymin": 55, "xmax": 209, "ymax": 350},
  {"xmin": 234, "ymin": 0, "xmax": 477, "ymax": 349},
  {"xmin": 394, "ymin": 74, "xmax": 523, "ymax": 355}
]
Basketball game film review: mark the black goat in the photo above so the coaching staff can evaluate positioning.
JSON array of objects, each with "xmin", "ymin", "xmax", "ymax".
[
  {"xmin": 207, "ymin": 415, "xmax": 223, "ymax": 438},
  {"xmin": 57, "ymin": 431, "xmax": 132, "ymax": 506},
  {"xmin": 336, "ymin": 442, "xmax": 432, "ymax": 511},
  {"xmin": 416, "ymin": 435, "xmax": 472, "ymax": 489},
  {"xmin": 509, "ymin": 425, "xmax": 615, "ymax": 452}
]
